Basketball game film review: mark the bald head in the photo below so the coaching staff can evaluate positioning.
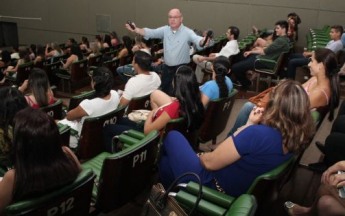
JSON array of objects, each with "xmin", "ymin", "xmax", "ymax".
[{"xmin": 168, "ymin": 8, "xmax": 183, "ymax": 30}]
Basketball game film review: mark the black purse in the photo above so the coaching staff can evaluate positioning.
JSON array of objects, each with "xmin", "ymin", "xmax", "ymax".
[{"xmin": 141, "ymin": 172, "xmax": 203, "ymax": 216}]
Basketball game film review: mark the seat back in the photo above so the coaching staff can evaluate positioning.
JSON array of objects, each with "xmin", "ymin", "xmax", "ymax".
[
  {"xmin": 41, "ymin": 99, "xmax": 63, "ymax": 120},
  {"xmin": 53, "ymin": 54, "xmax": 69, "ymax": 63},
  {"xmin": 43, "ymin": 61, "xmax": 62, "ymax": 75},
  {"xmin": 246, "ymin": 156, "xmax": 295, "ymax": 214},
  {"xmin": 70, "ymin": 59, "xmax": 88, "ymax": 82},
  {"xmin": 199, "ymin": 89, "xmax": 238, "ymax": 143},
  {"xmin": 79, "ymin": 105, "xmax": 126, "ymax": 159},
  {"xmin": 96, "ymin": 130, "xmax": 160, "ymax": 212},
  {"xmin": 88, "ymin": 54, "xmax": 103, "ymax": 67},
  {"xmin": 4, "ymin": 169, "xmax": 95, "ymax": 216},
  {"xmin": 104, "ymin": 50, "xmax": 118, "ymax": 59},
  {"xmin": 68, "ymin": 90, "xmax": 96, "ymax": 111},
  {"xmin": 126, "ymin": 94, "xmax": 151, "ymax": 115},
  {"xmin": 57, "ymin": 123, "xmax": 71, "ymax": 147},
  {"xmin": 119, "ymin": 54, "xmax": 133, "ymax": 66},
  {"xmin": 162, "ymin": 117, "xmax": 198, "ymax": 150},
  {"xmin": 16, "ymin": 62, "xmax": 34, "ymax": 85},
  {"xmin": 103, "ymin": 58, "xmax": 120, "ymax": 76}
]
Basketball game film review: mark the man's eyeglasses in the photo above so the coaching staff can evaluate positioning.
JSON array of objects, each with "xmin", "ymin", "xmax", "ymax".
[{"xmin": 168, "ymin": 16, "xmax": 181, "ymax": 20}]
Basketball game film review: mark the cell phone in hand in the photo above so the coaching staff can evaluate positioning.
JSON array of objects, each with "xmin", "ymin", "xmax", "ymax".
[{"xmin": 127, "ymin": 20, "xmax": 135, "ymax": 30}]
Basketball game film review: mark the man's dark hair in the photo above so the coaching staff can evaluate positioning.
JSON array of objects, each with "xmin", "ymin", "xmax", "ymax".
[
  {"xmin": 134, "ymin": 51, "xmax": 152, "ymax": 71},
  {"xmin": 228, "ymin": 26, "xmax": 240, "ymax": 39},
  {"xmin": 275, "ymin": 20, "xmax": 289, "ymax": 34},
  {"xmin": 331, "ymin": 25, "xmax": 344, "ymax": 35}
]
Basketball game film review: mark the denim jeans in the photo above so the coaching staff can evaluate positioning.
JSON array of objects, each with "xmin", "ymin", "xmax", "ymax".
[
  {"xmin": 286, "ymin": 53, "xmax": 308, "ymax": 79},
  {"xmin": 116, "ymin": 65, "xmax": 134, "ymax": 82},
  {"xmin": 102, "ymin": 117, "xmax": 143, "ymax": 152},
  {"xmin": 227, "ymin": 102, "xmax": 255, "ymax": 137}
]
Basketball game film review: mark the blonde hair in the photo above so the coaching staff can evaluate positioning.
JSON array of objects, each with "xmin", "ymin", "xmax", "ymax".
[{"xmin": 262, "ymin": 80, "xmax": 315, "ymax": 154}]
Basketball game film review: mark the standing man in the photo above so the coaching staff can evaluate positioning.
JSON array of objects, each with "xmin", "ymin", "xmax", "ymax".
[
  {"xmin": 193, "ymin": 26, "xmax": 240, "ymax": 83},
  {"xmin": 125, "ymin": 8, "xmax": 208, "ymax": 95},
  {"xmin": 231, "ymin": 20, "xmax": 290, "ymax": 87}
]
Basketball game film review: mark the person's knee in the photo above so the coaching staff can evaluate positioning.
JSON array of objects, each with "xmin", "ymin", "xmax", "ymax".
[
  {"xmin": 192, "ymin": 55, "xmax": 199, "ymax": 63},
  {"xmin": 317, "ymin": 195, "xmax": 338, "ymax": 214}
]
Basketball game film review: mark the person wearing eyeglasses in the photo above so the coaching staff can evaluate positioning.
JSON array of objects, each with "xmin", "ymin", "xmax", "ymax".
[
  {"xmin": 125, "ymin": 8, "xmax": 210, "ymax": 96},
  {"xmin": 287, "ymin": 25, "xmax": 343, "ymax": 80}
]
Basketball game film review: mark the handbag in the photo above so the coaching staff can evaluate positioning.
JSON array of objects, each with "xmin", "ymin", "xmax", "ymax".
[
  {"xmin": 248, "ymin": 86, "xmax": 275, "ymax": 109},
  {"xmin": 141, "ymin": 172, "xmax": 203, "ymax": 216},
  {"xmin": 128, "ymin": 109, "xmax": 151, "ymax": 123}
]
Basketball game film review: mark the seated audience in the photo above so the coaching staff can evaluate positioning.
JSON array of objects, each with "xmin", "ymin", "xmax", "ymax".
[
  {"xmin": 110, "ymin": 31, "xmax": 120, "ymax": 47},
  {"xmin": 287, "ymin": 25, "xmax": 343, "ymax": 79},
  {"xmin": 10, "ymin": 46, "xmax": 19, "ymax": 60},
  {"xmin": 61, "ymin": 67, "xmax": 119, "ymax": 147},
  {"xmin": 95, "ymin": 35, "xmax": 103, "ymax": 50},
  {"xmin": 0, "ymin": 51, "xmax": 12, "ymax": 68},
  {"xmin": 146, "ymin": 66, "xmax": 204, "ymax": 135},
  {"xmin": 61, "ymin": 43, "xmax": 83, "ymax": 73},
  {"xmin": 87, "ymin": 42, "xmax": 101, "ymax": 59},
  {"xmin": 33, "ymin": 45, "xmax": 45, "ymax": 66},
  {"xmin": 159, "ymin": 80, "xmax": 314, "ymax": 197},
  {"xmin": 285, "ymin": 160, "xmax": 345, "ymax": 215},
  {"xmin": 103, "ymin": 66, "xmax": 204, "ymax": 151},
  {"xmin": 200, "ymin": 56, "xmax": 233, "ymax": 106},
  {"xmin": 229, "ymin": 48, "xmax": 340, "ymax": 136},
  {"xmin": 103, "ymin": 34, "xmax": 112, "ymax": 49},
  {"xmin": 116, "ymin": 36, "xmax": 153, "ymax": 82},
  {"xmin": 18, "ymin": 68, "xmax": 56, "ymax": 108},
  {"xmin": 28, "ymin": 44, "xmax": 36, "ymax": 60},
  {"xmin": 193, "ymin": 26, "xmax": 240, "ymax": 84},
  {"xmin": 80, "ymin": 36, "xmax": 90, "ymax": 52},
  {"xmin": 45, "ymin": 42, "xmax": 63, "ymax": 63},
  {"xmin": 231, "ymin": 20, "xmax": 290, "ymax": 87},
  {"xmin": 287, "ymin": 16, "xmax": 298, "ymax": 42},
  {"xmin": 115, "ymin": 36, "xmax": 133, "ymax": 59},
  {"xmin": 3, "ymin": 47, "xmax": 31, "ymax": 78},
  {"xmin": 0, "ymin": 87, "xmax": 28, "ymax": 168},
  {"xmin": 119, "ymin": 51, "xmax": 161, "ymax": 107},
  {"xmin": 0, "ymin": 108, "xmax": 81, "ymax": 212}
]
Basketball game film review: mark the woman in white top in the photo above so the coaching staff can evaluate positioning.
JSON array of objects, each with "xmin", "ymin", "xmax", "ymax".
[{"xmin": 66, "ymin": 67, "xmax": 120, "ymax": 129}]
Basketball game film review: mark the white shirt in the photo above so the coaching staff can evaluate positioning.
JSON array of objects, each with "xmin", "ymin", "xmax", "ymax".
[
  {"xmin": 123, "ymin": 72, "xmax": 161, "ymax": 101},
  {"xmin": 60, "ymin": 90, "xmax": 120, "ymax": 134},
  {"xmin": 216, "ymin": 40, "xmax": 240, "ymax": 58}
]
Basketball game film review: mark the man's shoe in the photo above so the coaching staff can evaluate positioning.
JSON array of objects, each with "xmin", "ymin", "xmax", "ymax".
[
  {"xmin": 315, "ymin": 141, "xmax": 325, "ymax": 154},
  {"xmin": 232, "ymin": 80, "xmax": 242, "ymax": 87},
  {"xmin": 308, "ymin": 162, "xmax": 327, "ymax": 172}
]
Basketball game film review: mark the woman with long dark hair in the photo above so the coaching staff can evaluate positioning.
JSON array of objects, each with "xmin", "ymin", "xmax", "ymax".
[
  {"xmin": 200, "ymin": 56, "xmax": 233, "ymax": 106},
  {"xmin": 18, "ymin": 68, "xmax": 56, "ymax": 108},
  {"xmin": 116, "ymin": 36, "xmax": 133, "ymax": 59},
  {"xmin": 103, "ymin": 34, "xmax": 112, "ymax": 48},
  {"xmin": 110, "ymin": 31, "xmax": 120, "ymax": 47},
  {"xmin": 61, "ymin": 43, "xmax": 83, "ymax": 73},
  {"xmin": 159, "ymin": 80, "xmax": 314, "ymax": 197},
  {"xmin": 0, "ymin": 87, "xmax": 28, "ymax": 168},
  {"xmin": 146, "ymin": 65, "xmax": 204, "ymax": 134},
  {"xmin": 0, "ymin": 108, "xmax": 81, "ymax": 211},
  {"xmin": 80, "ymin": 36, "xmax": 90, "ymax": 52},
  {"xmin": 228, "ymin": 47, "xmax": 340, "ymax": 136}
]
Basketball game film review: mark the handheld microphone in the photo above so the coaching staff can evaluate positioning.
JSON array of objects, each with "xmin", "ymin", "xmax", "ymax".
[
  {"xmin": 202, "ymin": 30, "xmax": 213, "ymax": 47},
  {"xmin": 127, "ymin": 20, "xmax": 135, "ymax": 30}
]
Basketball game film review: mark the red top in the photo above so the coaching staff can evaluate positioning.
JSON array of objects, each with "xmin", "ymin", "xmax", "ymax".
[
  {"xmin": 153, "ymin": 101, "xmax": 180, "ymax": 122},
  {"xmin": 26, "ymin": 96, "xmax": 56, "ymax": 109}
]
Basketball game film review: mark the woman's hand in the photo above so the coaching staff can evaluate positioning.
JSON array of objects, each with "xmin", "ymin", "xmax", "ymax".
[
  {"xmin": 18, "ymin": 80, "xmax": 29, "ymax": 92},
  {"xmin": 322, "ymin": 161, "xmax": 345, "ymax": 185},
  {"xmin": 247, "ymin": 106, "xmax": 264, "ymax": 125}
]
